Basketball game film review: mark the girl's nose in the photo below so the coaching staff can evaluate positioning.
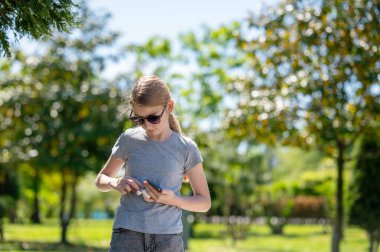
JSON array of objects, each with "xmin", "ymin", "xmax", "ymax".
[{"xmin": 143, "ymin": 120, "xmax": 155, "ymax": 130}]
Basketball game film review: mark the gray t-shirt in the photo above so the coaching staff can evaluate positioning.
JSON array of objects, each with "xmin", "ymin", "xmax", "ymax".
[{"xmin": 111, "ymin": 127, "xmax": 203, "ymax": 234}]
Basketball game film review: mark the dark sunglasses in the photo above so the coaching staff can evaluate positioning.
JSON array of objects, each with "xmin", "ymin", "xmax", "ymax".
[{"xmin": 129, "ymin": 105, "xmax": 167, "ymax": 125}]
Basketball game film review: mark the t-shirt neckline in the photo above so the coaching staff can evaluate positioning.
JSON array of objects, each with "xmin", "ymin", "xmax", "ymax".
[{"xmin": 141, "ymin": 127, "xmax": 176, "ymax": 143}]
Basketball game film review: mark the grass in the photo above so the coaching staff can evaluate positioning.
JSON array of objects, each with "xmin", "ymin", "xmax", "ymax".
[
  {"xmin": 0, "ymin": 219, "xmax": 368, "ymax": 252},
  {"xmin": 189, "ymin": 224, "xmax": 367, "ymax": 252}
]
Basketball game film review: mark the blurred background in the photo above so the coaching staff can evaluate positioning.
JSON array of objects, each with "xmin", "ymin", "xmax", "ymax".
[{"xmin": 0, "ymin": 0, "xmax": 379, "ymax": 251}]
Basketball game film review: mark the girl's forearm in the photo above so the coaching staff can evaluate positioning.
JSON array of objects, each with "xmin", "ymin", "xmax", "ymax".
[{"xmin": 174, "ymin": 194, "xmax": 211, "ymax": 212}]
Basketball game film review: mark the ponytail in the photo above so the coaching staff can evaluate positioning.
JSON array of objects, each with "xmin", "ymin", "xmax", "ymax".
[{"xmin": 169, "ymin": 113, "xmax": 182, "ymax": 135}]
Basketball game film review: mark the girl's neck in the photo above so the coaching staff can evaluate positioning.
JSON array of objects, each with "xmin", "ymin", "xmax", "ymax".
[{"xmin": 145, "ymin": 128, "xmax": 173, "ymax": 142}]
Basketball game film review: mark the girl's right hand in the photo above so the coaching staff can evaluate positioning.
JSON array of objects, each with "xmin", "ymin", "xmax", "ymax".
[{"xmin": 112, "ymin": 176, "xmax": 142, "ymax": 194}]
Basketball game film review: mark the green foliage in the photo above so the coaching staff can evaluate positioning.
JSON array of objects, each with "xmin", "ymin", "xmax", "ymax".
[
  {"xmin": 220, "ymin": 0, "xmax": 380, "ymax": 150},
  {"xmin": 296, "ymin": 170, "xmax": 335, "ymax": 197},
  {"xmin": 178, "ymin": 25, "xmax": 241, "ymax": 121},
  {"xmin": 122, "ymin": 36, "xmax": 175, "ymax": 81},
  {"xmin": 0, "ymin": 165, "xmax": 19, "ymax": 240},
  {"xmin": 0, "ymin": 165, "xmax": 20, "ymax": 221},
  {"xmin": 350, "ymin": 129, "xmax": 380, "ymax": 251},
  {"xmin": 193, "ymin": 131, "xmax": 263, "ymax": 243},
  {"xmin": 0, "ymin": 166, "xmax": 19, "ymax": 202},
  {"xmin": 255, "ymin": 169, "xmax": 335, "ymax": 234},
  {"xmin": 0, "ymin": 2, "xmax": 125, "ymax": 242},
  {"xmin": 273, "ymin": 147, "xmax": 323, "ymax": 180},
  {"xmin": 177, "ymin": 1, "xmax": 379, "ymax": 250},
  {"xmin": 0, "ymin": 0, "xmax": 78, "ymax": 57},
  {"xmin": 257, "ymin": 181, "xmax": 295, "ymax": 234},
  {"xmin": 195, "ymin": 131, "xmax": 260, "ymax": 217},
  {"xmin": 76, "ymin": 173, "xmax": 120, "ymax": 219}
]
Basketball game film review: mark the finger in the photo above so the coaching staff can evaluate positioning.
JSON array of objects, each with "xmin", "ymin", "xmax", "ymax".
[
  {"xmin": 118, "ymin": 180, "xmax": 131, "ymax": 191},
  {"xmin": 115, "ymin": 184, "xmax": 124, "ymax": 194},
  {"xmin": 145, "ymin": 182, "xmax": 160, "ymax": 193},
  {"xmin": 144, "ymin": 183, "xmax": 160, "ymax": 200},
  {"xmin": 139, "ymin": 188, "xmax": 150, "ymax": 199},
  {"xmin": 145, "ymin": 180, "xmax": 162, "ymax": 192},
  {"xmin": 117, "ymin": 181, "xmax": 131, "ymax": 194},
  {"xmin": 159, "ymin": 189, "xmax": 170, "ymax": 195},
  {"xmin": 127, "ymin": 179, "xmax": 142, "ymax": 191},
  {"xmin": 143, "ymin": 196, "xmax": 154, "ymax": 203}
]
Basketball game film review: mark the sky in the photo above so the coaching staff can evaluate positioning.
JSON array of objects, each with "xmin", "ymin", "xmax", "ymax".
[{"xmin": 89, "ymin": 0, "xmax": 278, "ymax": 43}]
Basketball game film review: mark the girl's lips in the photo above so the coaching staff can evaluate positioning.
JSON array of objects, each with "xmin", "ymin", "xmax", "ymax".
[{"xmin": 146, "ymin": 129, "xmax": 157, "ymax": 134}]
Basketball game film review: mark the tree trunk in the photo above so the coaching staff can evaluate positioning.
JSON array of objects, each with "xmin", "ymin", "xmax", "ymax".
[
  {"xmin": 30, "ymin": 195, "xmax": 41, "ymax": 223},
  {"xmin": 369, "ymin": 233, "xmax": 374, "ymax": 252},
  {"xmin": 69, "ymin": 173, "xmax": 78, "ymax": 223},
  {"xmin": 0, "ymin": 217, "xmax": 3, "ymax": 241},
  {"xmin": 60, "ymin": 170, "xmax": 79, "ymax": 244},
  {"xmin": 60, "ymin": 171, "xmax": 69, "ymax": 244},
  {"xmin": 8, "ymin": 207, "xmax": 17, "ymax": 223},
  {"xmin": 331, "ymin": 142, "xmax": 345, "ymax": 252},
  {"xmin": 368, "ymin": 230, "xmax": 380, "ymax": 252},
  {"xmin": 30, "ymin": 167, "xmax": 41, "ymax": 223}
]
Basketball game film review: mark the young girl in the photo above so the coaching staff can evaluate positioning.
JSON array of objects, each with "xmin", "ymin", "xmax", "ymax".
[{"xmin": 95, "ymin": 76, "xmax": 211, "ymax": 252}]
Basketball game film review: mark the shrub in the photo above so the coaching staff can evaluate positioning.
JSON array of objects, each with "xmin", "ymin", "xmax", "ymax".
[{"xmin": 291, "ymin": 196, "xmax": 327, "ymax": 219}]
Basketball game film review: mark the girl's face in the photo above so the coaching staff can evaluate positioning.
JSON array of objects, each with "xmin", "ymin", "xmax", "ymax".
[{"xmin": 130, "ymin": 102, "xmax": 172, "ymax": 137}]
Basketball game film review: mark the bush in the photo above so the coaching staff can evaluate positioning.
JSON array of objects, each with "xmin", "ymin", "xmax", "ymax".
[
  {"xmin": 262, "ymin": 197, "xmax": 294, "ymax": 235},
  {"xmin": 291, "ymin": 196, "xmax": 327, "ymax": 219}
]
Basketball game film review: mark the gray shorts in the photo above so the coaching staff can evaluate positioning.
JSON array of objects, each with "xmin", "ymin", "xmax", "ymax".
[{"xmin": 109, "ymin": 228, "xmax": 185, "ymax": 252}]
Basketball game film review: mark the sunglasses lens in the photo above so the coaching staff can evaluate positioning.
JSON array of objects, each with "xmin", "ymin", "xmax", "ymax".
[
  {"xmin": 129, "ymin": 105, "xmax": 166, "ymax": 125},
  {"xmin": 129, "ymin": 117, "xmax": 143, "ymax": 125},
  {"xmin": 146, "ymin": 115, "xmax": 161, "ymax": 124}
]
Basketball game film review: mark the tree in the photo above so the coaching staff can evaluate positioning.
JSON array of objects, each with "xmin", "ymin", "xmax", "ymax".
[
  {"xmin": 259, "ymin": 181, "xmax": 295, "ymax": 235},
  {"xmin": 0, "ymin": 60, "xmax": 22, "ymax": 236},
  {"xmin": 178, "ymin": 1, "xmax": 380, "ymax": 251},
  {"xmin": 0, "ymin": 166, "xmax": 19, "ymax": 241},
  {"xmin": 350, "ymin": 128, "xmax": 380, "ymax": 252},
  {"xmin": 0, "ymin": 4, "xmax": 126, "ymax": 243},
  {"xmin": 0, "ymin": 0, "xmax": 77, "ymax": 57},
  {"xmin": 193, "ymin": 130, "xmax": 267, "ymax": 245}
]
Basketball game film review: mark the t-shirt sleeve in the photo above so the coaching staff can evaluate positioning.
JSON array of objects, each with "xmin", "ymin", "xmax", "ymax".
[
  {"xmin": 184, "ymin": 140, "xmax": 203, "ymax": 171},
  {"xmin": 111, "ymin": 132, "xmax": 128, "ymax": 162}
]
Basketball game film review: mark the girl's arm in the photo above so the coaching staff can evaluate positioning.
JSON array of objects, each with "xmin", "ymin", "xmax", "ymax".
[
  {"xmin": 95, "ymin": 155, "xmax": 141, "ymax": 193},
  {"xmin": 144, "ymin": 162, "xmax": 211, "ymax": 212}
]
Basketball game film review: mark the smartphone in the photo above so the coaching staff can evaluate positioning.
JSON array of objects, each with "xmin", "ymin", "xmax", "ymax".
[{"xmin": 146, "ymin": 180, "xmax": 162, "ymax": 192}]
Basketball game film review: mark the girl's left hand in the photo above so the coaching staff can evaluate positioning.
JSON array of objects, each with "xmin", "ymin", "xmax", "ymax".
[{"xmin": 143, "ymin": 181, "xmax": 177, "ymax": 206}]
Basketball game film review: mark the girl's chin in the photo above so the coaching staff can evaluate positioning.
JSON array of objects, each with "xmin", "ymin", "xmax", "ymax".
[{"xmin": 145, "ymin": 129, "xmax": 158, "ymax": 135}]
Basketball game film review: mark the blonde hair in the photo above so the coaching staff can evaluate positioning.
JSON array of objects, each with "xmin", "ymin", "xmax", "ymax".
[{"xmin": 129, "ymin": 76, "xmax": 182, "ymax": 134}]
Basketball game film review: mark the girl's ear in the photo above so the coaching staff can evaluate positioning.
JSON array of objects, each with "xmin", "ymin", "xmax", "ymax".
[{"xmin": 168, "ymin": 100, "xmax": 174, "ymax": 113}]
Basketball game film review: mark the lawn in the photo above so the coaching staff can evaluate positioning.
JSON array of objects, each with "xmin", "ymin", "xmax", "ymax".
[{"xmin": 0, "ymin": 219, "xmax": 368, "ymax": 252}]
